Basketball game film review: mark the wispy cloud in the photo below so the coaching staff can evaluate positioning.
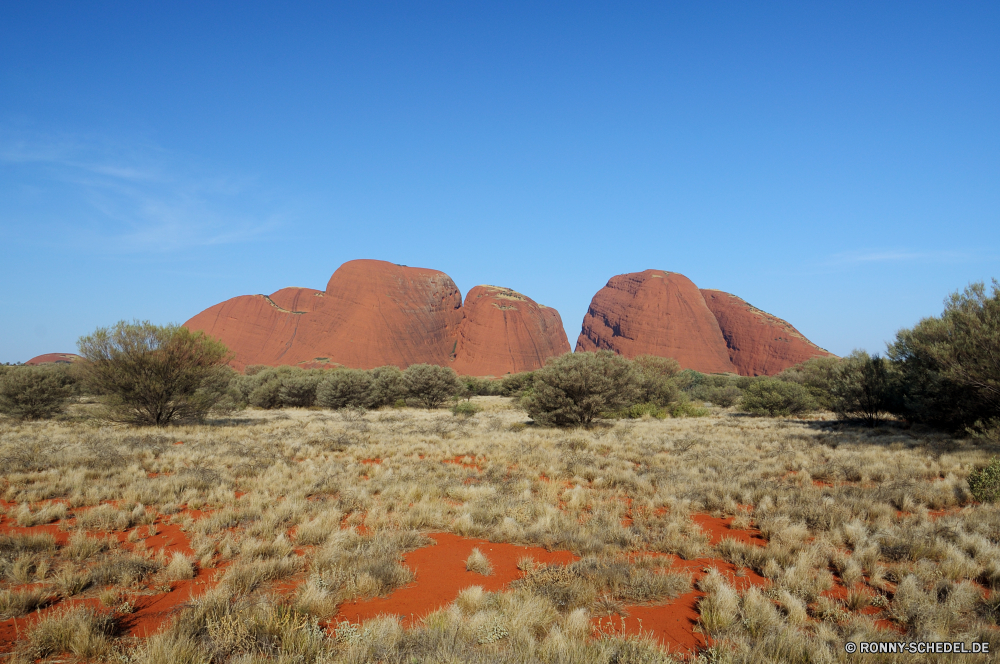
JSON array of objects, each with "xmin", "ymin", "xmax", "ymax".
[
  {"xmin": 826, "ymin": 248, "xmax": 970, "ymax": 266},
  {"xmin": 0, "ymin": 128, "xmax": 283, "ymax": 253}
]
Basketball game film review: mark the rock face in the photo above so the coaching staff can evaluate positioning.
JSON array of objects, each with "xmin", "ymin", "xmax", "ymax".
[
  {"xmin": 700, "ymin": 289, "xmax": 835, "ymax": 376},
  {"xmin": 25, "ymin": 353, "xmax": 83, "ymax": 365},
  {"xmin": 184, "ymin": 260, "xmax": 569, "ymax": 375},
  {"xmin": 576, "ymin": 270, "xmax": 832, "ymax": 375},
  {"xmin": 451, "ymin": 286, "xmax": 572, "ymax": 377},
  {"xmin": 576, "ymin": 271, "xmax": 736, "ymax": 373}
]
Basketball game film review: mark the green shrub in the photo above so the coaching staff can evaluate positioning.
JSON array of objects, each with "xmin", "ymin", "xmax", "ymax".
[
  {"xmin": 498, "ymin": 371, "xmax": 535, "ymax": 397},
  {"xmin": 524, "ymin": 351, "xmax": 639, "ymax": 427},
  {"xmin": 632, "ymin": 355, "xmax": 681, "ymax": 406},
  {"xmin": 368, "ymin": 365, "xmax": 405, "ymax": 408},
  {"xmin": 777, "ymin": 356, "xmax": 841, "ymax": 410},
  {"xmin": 316, "ymin": 369, "xmax": 374, "ymax": 409},
  {"xmin": 278, "ymin": 370, "xmax": 324, "ymax": 407},
  {"xmin": 76, "ymin": 321, "xmax": 232, "ymax": 426},
  {"xmin": 968, "ymin": 457, "xmax": 1000, "ymax": 503},
  {"xmin": 403, "ymin": 364, "xmax": 461, "ymax": 409},
  {"xmin": 888, "ymin": 280, "xmax": 1000, "ymax": 431},
  {"xmin": 0, "ymin": 366, "xmax": 70, "ymax": 420},
  {"xmin": 615, "ymin": 402, "xmax": 668, "ymax": 419},
  {"xmin": 831, "ymin": 350, "xmax": 896, "ymax": 427},
  {"xmin": 670, "ymin": 400, "xmax": 710, "ymax": 418},
  {"xmin": 452, "ymin": 401, "xmax": 481, "ymax": 418},
  {"xmin": 699, "ymin": 384, "xmax": 742, "ymax": 407},
  {"xmin": 739, "ymin": 378, "xmax": 816, "ymax": 417}
]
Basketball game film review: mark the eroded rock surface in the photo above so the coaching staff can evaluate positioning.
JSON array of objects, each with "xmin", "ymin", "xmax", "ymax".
[
  {"xmin": 184, "ymin": 260, "xmax": 568, "ymax": 375},
  {"xmin": 576, "ymin": 270, "xmax": 832, "ymax": 375},
  {"xmin": 576, "ymin": 270, "xmax": 736, "ymax": 373},
  {"xmin": 25, "ymin": 353, "xmax": 82, "ymax": 365},
  {"xmin": 701, "ymin": 289, "xmax": 835, "ymax": 376},
  {"xmin": 451, "ymin": 286, "xmax": 571, "ymax": 377}
]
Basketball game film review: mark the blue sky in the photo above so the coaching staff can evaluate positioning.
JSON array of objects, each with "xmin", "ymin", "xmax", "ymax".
[{"xmin": 2, "ymin": 2, "xmax": 998, "ymax": 362}]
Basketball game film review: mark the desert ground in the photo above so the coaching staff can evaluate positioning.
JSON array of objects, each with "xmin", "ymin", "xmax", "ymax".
[{"xmin": 1, "ymin": 398, "xmax": 998, "ymax": 663}]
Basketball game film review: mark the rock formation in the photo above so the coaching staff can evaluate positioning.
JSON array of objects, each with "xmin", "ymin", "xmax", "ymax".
[
  {"xmin": 451, "ymin": 286, "xmax": 571, "ymax": 377},
  {"xmin": 25, "ymin": 353, "xmax": 83, "ymax": 365},
  {"xmin": 700, "ymin": 289, "xmax": 835, "ymax": 376},
  {"xmin": 576, "ymin": 270, "xmax": 832, "ymax": 375},
  {"xmin": 184, "ymin": 260, "xmax": 570, "ymax": 375},
  {"xmin": 576, "ymin": 271, "xmax": 736, "ymax": 373}
]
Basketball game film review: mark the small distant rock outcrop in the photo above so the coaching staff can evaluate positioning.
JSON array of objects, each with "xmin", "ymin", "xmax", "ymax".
[
  {"xmin": 576, "ymin": 270, "xmax": 832, "ymax": 375},
  {"xmin": 25, "ymin": 353, "xmax": 83, "ymax": 365},
  {"xmin": 184, "ymin": 260, "xmax": 570, "ymax": 376}
]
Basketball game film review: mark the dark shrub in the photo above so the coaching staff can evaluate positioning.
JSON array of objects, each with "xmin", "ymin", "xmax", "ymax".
[
  {"xmin": 739, "ymin": 378, "xmax": 816, "ymax": 417},
  {"xmin": 0, "ymin": 366, "xmax": 71, "ymax": 420},
  {"xmin": 403, "ymin": 364, "xmax": 461, "ymax": 409},
  {"xmin": 499, "ymin": 371, "xmax": 535, "ymax": 397},
  {"xmin": 524, "ymin": 351, "xmax": 639, "ymax": 427},
  {"xmin": 77, "ymin": 321, "xmax": 232, "ymax": 426},
  {"xmin": 317, "ymin": 369, "xmax": 374, "ymax": 409},
  {"xmin": 831, "ymin": 351, "xmax": 897, "ymax": 427}
]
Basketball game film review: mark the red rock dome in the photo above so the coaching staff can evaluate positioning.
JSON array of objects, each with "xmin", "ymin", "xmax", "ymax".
[
  {"xmin": 184, "ymin": 260, "xmax": 569, "ymax": 375},
  {"xmin": 576, "ymin": 270, "xmax": 832, "ymax": 376},
  {"xmin": 576, "ymin": 271, "xmax": 736, "ymax": 373},
  {"xmin": 25, "ymin": 353, "xmax": 83, "ymax": 365},
  {"xmin": 451, "ymin": 286, "xmax": 571, "ymax": 377},
  {"xmin": 700, "ymin": 289, "xmax": 835, "ymax": 376}
]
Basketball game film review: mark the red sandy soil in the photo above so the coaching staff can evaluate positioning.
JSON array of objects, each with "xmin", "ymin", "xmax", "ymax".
[
  {"xmin": 691, "ymin": 513, "xmax": 766, "ymax": 547},
  {"xmin": 24, "ymin": 352, "xmax": 83, "ymax": 365},
  {"xmin": 334, "ymin": 532, "xmax": 578, "ymax": 627},
  {"xmin": 700, "ymin": 289, "xmax": 835, "ymax": 377},
  {"xmin": 443, "ymin": 455, "xmax": 482, "ymax": 470},
  {"xmin": 451, "ymin": 285, "xmax": 571, "ymax": 377},
  {"xmin": 0, "ymin": 503, "xmax": 220, "ymax": 650},
  {"xmin": 184, "ymin": 259, "xmax": 569, "ymax": 376}
]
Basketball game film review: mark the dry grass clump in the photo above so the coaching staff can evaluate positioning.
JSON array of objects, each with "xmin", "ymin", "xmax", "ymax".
[
  {"xmin": 13, "ymin": 606, "xmax": 118, "ymax": 663},
  {"xmin": 465, "ymin": 547, "xmax": 493, "ymax": 575},
  {"xmin": 0, "ymin": 586, "xmax": 53, "ymax": 618},
  {"xmin": 1, "ymin": 399, "xmax": 999, "ymax": 661}
]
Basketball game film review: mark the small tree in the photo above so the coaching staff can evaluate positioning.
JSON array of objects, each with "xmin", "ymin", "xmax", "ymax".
[
  {"xmin": 739, "ymin": 378, "xmax": 816, "ymax": 417},
  {"xmin": 278, "ymin": 370, "xmax": 324, "ymax": 407},
  {"xmin": 968, "ymin": 457, "xmax": 1000, "ymax": 503},
  {"xmin": 0, "ymin": 366, "xmax": 71, "ymax": 420},
  {"xmin": 403, "ymin": 364, "xmax": 461, "ymax": 409},
  {"xmin": 632, "ymin": 354, "xmax": 681, "ymax": 406},
  {"xmin": 77, "ymin": 321, "xmax": 232, "ymax": 426},
  {"xmin": 524, "ymin": 351, "xmax": 639, "ymax": 427},
  {"xmin": 368, "ymin": 365, "xmax": 405, "ymax": 407},
  {"xmin": 831, "ymin": 350, "xmax": 896, "ymax": 427},
  {"xmin": 777, "ymin": 356, "xmax": 841, "ymax": 410}
]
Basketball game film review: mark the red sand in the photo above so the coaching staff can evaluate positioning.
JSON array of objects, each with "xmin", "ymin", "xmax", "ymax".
[
  {"xmin": 334, "ymin": 532, "xmax": 577, "ymax": 626},
  {"xmin": 691, "ymin": 513, "xmax": 766, "ymax": 547}
]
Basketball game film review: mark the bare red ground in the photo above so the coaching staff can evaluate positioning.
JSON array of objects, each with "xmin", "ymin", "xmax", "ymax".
[
  {"xmin": 443, "ymin": 455, "xmax": 482, "ymax": 470},
  {"xmin": 334, "ymin": 532, "xmax": 577, "ymax": 626},
  {"xmin": 691, "ymin": 513, "xmax": 766, "ymax": 547},
  {"xmin": 595, "ymin": 556, "xmax": 769, "ymax": 656}
]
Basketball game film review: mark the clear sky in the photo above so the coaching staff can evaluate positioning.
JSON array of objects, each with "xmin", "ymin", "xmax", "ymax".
[{"xmin": 2, "ymin": 2, "xmax": 998, "ymax": 363}]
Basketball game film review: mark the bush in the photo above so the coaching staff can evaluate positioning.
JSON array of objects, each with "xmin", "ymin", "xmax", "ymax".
[
  {"xmin": 403, "ymin": 364, "xmax": 461, "ymax": 409},
  {"xmin": 615, "ymin": 402, "xmax": 668, "ymax": 419},
  {"xmin": 888, "ymin": 280, "xmax": 999, "ymax": 431},
  {"xmin": 632, "ymin": 355, "xmax": 681, "ymax": 406},
  {"xmin": 316, "ymin": 369, "xmax": 374, "ymax": 409},
  {"xmin": 278, "ymin": 370, "xmax": 324, "ymax": 407},
  {"xmin": 831, "ymin": 351, "xmax": 896, "ymax": 427},
  {"xmin": 524, "ymin": 351, "xmax": 639, "ymax": 427},
  {"xmin": 498, "ymin": 371, "xmax": 535, "ymax": 397},
  {"xmin": 368, "ymin": 365, "xmax": 405, "ymax": 407},
  {"xmin": 452, "ymin": 401, "xmax": 481, "ymax": 418},
  {"xmin": 739, "ymin": 378, "xmax": 816, "ymax": 417},
  {"xmin": 968, "ymin": 457, "xmax": 1000, "ymax": 503},
  {"xmin": 76, "ymin": 321, "xmax": 232, "ymax": 426},
  {"xmin": 669, "ymin": 399, "xmax": 710, "ymax": 418},
  {"xmin": 777, "ymin": 357, "xmax": 841, "ymax": 410},
  {"xmin": 0, "ymin": 366, "xmax": 71, "ymax": 420}
]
